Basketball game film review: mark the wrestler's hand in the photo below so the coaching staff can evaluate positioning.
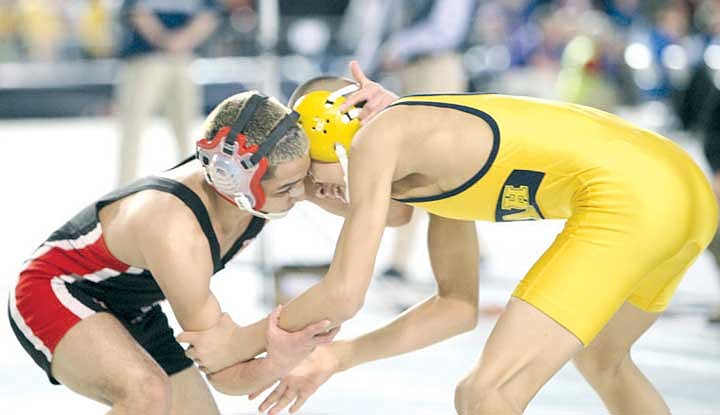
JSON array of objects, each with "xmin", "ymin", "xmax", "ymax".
[
  {"xmin": 339, "ymin": 60, "xmax": 398, "ymax": 124},
  {"xmin": 265, "ymin": 305, "xmax": 340, "ymax": 374},
  {"xmin": 251, "ymin": 344, "xmax": 341, "ymax": 415},
  {"xmin": 178, "ymin": 312, "xmax": 242, "ymax": 373}
]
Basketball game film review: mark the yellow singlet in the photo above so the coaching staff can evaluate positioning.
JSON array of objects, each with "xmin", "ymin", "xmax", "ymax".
[{"xmin": 391, "ymin": 94, "xmax": 718, "ymax": 344}]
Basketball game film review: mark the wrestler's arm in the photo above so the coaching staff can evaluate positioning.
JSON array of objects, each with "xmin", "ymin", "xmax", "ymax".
[
  {"xmin": 275, "ymin": 117, "xmax": 402, "ymax": 331},
  {"xmin": 133, "ymin": 197, "xmax": 321, "ymax": 384},
  {"xmin": 132, "ymin": 195, "xmax": 222, "ymax": 332},
  {"xmin": 206, "ymin": 356, "xmax": 279, "ymax": 395},
  {"xmin": 252, "ymin": 215, "xmax": 481, "ymax": 413},
  {"xmin": 206, "ymin": 307, "xmax": 337, "ymax": 396},
  {"xmin": 217, "ymin": 114, "xmax": 403, "ymax": 366},
  {"xmin": 331, "ymin": 214, "xmax": 479, "ymax": 370},
  {"xmin": 199, "ymin": 155, "xmax": 412, "ymax": 367}
]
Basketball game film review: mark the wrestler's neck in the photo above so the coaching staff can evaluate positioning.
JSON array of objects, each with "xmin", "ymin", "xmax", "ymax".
[{"xmin": 203, "ymin": 179, "xmax": 254, "ymax": 237}]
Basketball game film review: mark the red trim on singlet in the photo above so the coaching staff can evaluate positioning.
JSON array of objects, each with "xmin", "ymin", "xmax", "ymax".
[
  {"xmin": 13, "ymin": 231, "xmax": 137, "ymax": 351},
  {"xmin": 14, "ymin": 272, "xmax": 82, "ymax": 351},
  {"xmin": 22, "ymin": 233, "xmax": 132, "ymax": 279}
]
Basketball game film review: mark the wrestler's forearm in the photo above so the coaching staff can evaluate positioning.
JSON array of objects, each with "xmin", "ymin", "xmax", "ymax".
[
  {"xmin": 207, "ymin": 357, "xmax": 282, "ymax": 396},
  {"xmin": 337, "ymin": 295, "xmax": 477, "ymax": 371},
  {"xmin": 278, "ymin": 278, "xmax": 356, "ymax": 332},
  {"xmin": 229, "ymin": 319, "xmax": 268, "ymax": 362},
  {"xmin": 276, "ymin": 204, "xmax": 386, "ymax": 332},
  {"xmin": 226, "ymin": 279, "xmax": 354, "ymax": 360}
]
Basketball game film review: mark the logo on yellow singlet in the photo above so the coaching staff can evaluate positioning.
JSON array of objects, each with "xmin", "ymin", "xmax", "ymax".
[
  {"xmin": 500, "ymin": 185, "xmax": 542, "ymax": 220},
  {"xmin": 495, "ymin": 170, "xmax": 545, "ymax": 222}
]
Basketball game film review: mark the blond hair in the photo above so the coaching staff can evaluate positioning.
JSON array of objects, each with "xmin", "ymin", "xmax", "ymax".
[{"xmin": 201, "ymin": 92, "xmax": 308, "ymax": 178}]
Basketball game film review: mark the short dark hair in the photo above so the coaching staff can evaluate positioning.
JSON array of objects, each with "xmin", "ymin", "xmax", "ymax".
[{"xmin": 288, "ymin": 76, "xmax": 357, "ymax": 108}]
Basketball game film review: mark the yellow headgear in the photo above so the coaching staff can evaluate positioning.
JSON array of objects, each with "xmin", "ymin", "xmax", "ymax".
[{"xmin": 292, "ymin": 84, "xmax": 361, "ymax": 162}]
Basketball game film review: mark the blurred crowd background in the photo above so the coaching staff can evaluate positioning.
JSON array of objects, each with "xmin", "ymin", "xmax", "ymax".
[{"xmin": 2, "ymin": 0, "xmax": 720, "ymax": 122}]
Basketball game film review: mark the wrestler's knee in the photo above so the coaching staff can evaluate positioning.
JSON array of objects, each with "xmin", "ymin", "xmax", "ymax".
[
  {"xmin": 454, "ymin": 374, "xmax": 519, "ymax": 415},
  {"xmin": 112, "ymin": 368, "xmax": 172, "ymax": 414},
  {"xmin": 574, "ymin": 345, "xmax": 631, "ymax": 385}
]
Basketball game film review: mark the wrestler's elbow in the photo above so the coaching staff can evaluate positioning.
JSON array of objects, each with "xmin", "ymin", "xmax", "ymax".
[
  {"xmin": 386, "ymin": 204, "xmax": 413, "ymax": 227},
  {"xmin": 326, "ymin": 281, "xmax": 366, "ymax": 322},
  {"xmin": 460, "ymin": 303, "xmax": 479, "ymax": 332},
  {"xmin": 457, "ymin": 301, "xmax": 480, "ymax": 333},
  {"xmin": 439, "ymin": 294, "xmax": 479, "ymax": 333},
  {"xmin": 333, "ymin": 292, "xmax": 365, "ymax": 322}
]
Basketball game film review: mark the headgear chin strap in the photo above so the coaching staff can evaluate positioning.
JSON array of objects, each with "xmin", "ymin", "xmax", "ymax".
[
  {"xmin": 196, "ymin": 93, "xmax": 300, "ymax": 220},
  {"xmin": 328, "ymin": 85, "xmax": 358, "ymax": 204}
]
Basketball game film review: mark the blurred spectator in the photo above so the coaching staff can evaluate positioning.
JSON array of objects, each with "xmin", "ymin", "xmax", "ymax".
[
  {"xmin": 509, "ymin": 4, "xmax": 566, "ymax": 69},
  {"xmin": 603, "ymin": 0, "xmax": 647, "ymax": 31},
  {"xmin": 646, "ymin": 1, "xmax": 692, "ymax": 99},
  {"xmin": 496, "ymin": 1, "xmax": 583, "ymax": 98},
  {"xmin": 463, "ymin": 0, "xmax": 525, "ymax": 91},
  {"xmin": 0, "ymin": 0, "xmax": 19, "ymax": 61},
  {"xmin": 676, "ymin": 0, "xmax": 720, "ymax": 321},
  {"xmin": 206, "ymin": 0, "xmax": 258, "ymax": 57},
  {"xmin": 115, "ymin": 0, "xmax": 220, "ymax": 186},
  {"xmin": 15, "ymin": 0, "xmax": 66, "ymax": 61},
  {"xmin": 343, "ymin": 0, "xmax": 474, "ymax": 90},
  {"xmin": 77, "ymin": 0, "xmax": 114, "ymax": 58},
  {"xmin": 704, "ymin": 116, "xmax": 720, "ymax": 322},
  {"xmin": 555, "ymin": 10, "xmax": 622, "ymax": 110}
]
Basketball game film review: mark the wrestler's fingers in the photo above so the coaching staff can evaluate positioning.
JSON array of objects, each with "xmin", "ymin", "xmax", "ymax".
[
  {"xmin": 339, "ymin": 88, "xmax": 371, "ymax": 113},
  {"xmin": 268, "ymin": 391, "xmax": 296, "ymax": 415},
  {"xmin": 249, "ymin": 381, "xmax": 274, "ymax": 400},
  {"xmin": 349, "ymin": 60, "xmax": 370, "ymax": 86},
  {"xmin": 290, "ymin": 391, "xmax": 313, "ymax": 414},
  {"xmin": 259, "ymin": 381, "xmax": 287, "ymax": 412}
]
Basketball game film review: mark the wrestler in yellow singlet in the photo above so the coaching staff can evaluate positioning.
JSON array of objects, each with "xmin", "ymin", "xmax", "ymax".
[
  {"xmin": 390, "ymin": 93, "xmax": 717, "ymax": 344},
  {"xmin": 254, "ymin": 70, "xmax": 720, "ymax": 415}
]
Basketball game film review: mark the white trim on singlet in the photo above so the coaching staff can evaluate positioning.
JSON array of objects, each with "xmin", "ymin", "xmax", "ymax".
[
  {"xmin": 51, "ymin": 276, "xmax": 96, "ymax": 319},
  {"xmin": 126, "ymin": 266, "xmax": 145, "ymax": 274},
  {"xmin": 8, "ymin": 279, "xmax": 53, "ymax": 361},
  {"xmin": 44, "ymin": 223, "xmax": 102, "ymax": 252},
  {"xmin": 82, "ymin": 268, "xmax": 121, "ymax": 283},
  {"xmin": 26, "ymin": 245, "xmax": 51, "ymax": 263}
]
